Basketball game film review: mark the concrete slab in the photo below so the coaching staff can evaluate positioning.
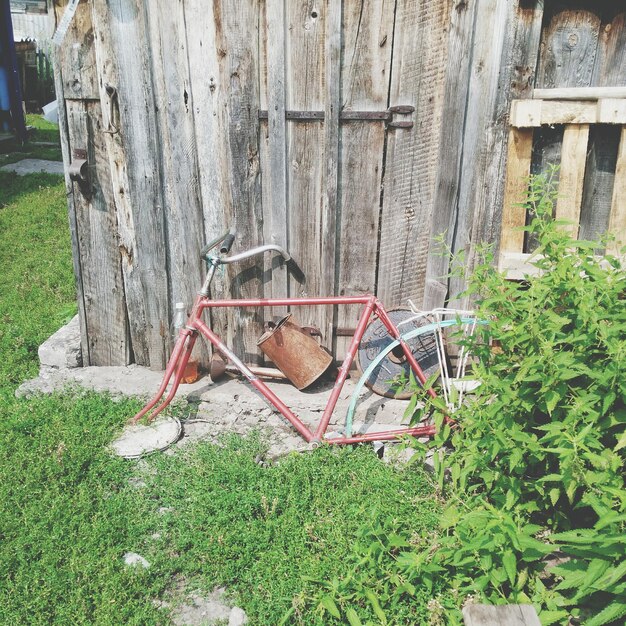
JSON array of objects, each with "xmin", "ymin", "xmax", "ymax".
[
  {"xmin": 18, "ymin": 317, "xmax": 431, "ymax": 458},
  {"xmin": 0, "ymin": 158, "xmax": 64, "ymax": 176}
]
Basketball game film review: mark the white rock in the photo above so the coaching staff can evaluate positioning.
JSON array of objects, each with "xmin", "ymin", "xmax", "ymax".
[
  {"xmin": 229, "ymin": 606, "xmax": 248, "ymax": 626},
  {"xmin": 123, "ymin": 552, "xmax": 150, "ymax": 568}
]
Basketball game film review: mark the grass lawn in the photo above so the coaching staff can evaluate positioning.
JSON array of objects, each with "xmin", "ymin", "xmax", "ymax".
[{"xmin": 0, "ymin": 171, "xmax": 442, "ymax": 624}]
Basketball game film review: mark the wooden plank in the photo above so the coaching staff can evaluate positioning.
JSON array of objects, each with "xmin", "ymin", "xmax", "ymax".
[
  {"xmin": 285, "ymin": 0, "xmax": 327, "ymax": 335},
  {"xmin": 591, "ymin": 12, "xmax": 626, "ymax": 87},
  {"xmin": 463, "ymin": 603, "xmax": 541, "ymax": 626},
  {"xmin": 65, "ymin": 99, "xmax": 130, "ymax": 365},
  {"xmin": 579, "ymin": 125, "xmax": 621, "ymax": 243},
  {"xmin": 499, "ymin": 128, "xmax": 533, "ymax": 258},
  {"xmin": 50, "ymin": 3, "xmax": 89, "ymax": 364},
  {"xmin": 91, "ymin": 0, "xmax": 169, "ymax": 370},
  {"xmin": 218, "ymin": 0, "xmax": 264, "ymax": 362},
  {"xmin": 536, "ymin": 10, "xmax": 601, "ymax": 89},
  {"xmin": 534, "ymin": 86, "xmax": 626, "ymax": 99},
  {"xmin": 183, "ymin": 1, "xmax": 232, "ymax": 354},
  {"xmin": 322, "ymin": 0, "xmax": 341, "ymax": 351},
  {"xmin": 262, "ymin": 0, "xmax": 289, "ymax": 316},
  {"xmin": 597, "ymin": 99, "xmax": 626, "ymax": 123},
  {"xmin": 335, "ymin": 0, "xmax": 394, "ymax": 358},
  {"xmin": 446, "ymin": 0, "xmax": 530, "ymax": 307},
  {"xmin": 556, "ymin": 124, "xmax": 590, "ymax": 237},
  {"xmin": 378, "ymin": 0, "xmax": 451, "ymax": 309},
  {"xmin": 186, "ymin": 0, "xmax": 264, "ymax": 363},
  {"xmin": 423, "ymin": 0, "xmax": 480, "ymax": 309},
  {"xmin": 510, "ymin": 99, "xmax": 626, "ymax": 126},
  {"xmin": 54, "ymin": 0, "xmax": 99, "ymax": 100},
  {"xmin": 607, "ymin": 126, "xmax": 626, "ymax": 254},
  {"xmin": 145, "ymin": 0, "xmax": 210, "ymax": 367}
]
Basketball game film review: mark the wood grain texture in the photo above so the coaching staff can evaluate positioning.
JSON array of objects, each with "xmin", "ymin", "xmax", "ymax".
[
  {"xmin": 285, "ymin": 0, "xmax": 327, "ymax": 333},
  {"xmin": 322, "ymin": 0, "xmax": 342, "ymax": 347},
  {"xmin": 556, "ymin": 124, "xmax": 590, "ymax": 237},
  {"xmin": 499, "ymin": 128, "xmax": 533, "ymax": 261},
  {"xmin": 51, "ymin": 1, "xmax": 89, "ymax": 363},
  {"xmin": 579, "ymin": 125, "xmax": 621, "ymax": 243},
  {"xmin": 335, "ymin": 0, "xmax": 394, "ymax": 358},
  {"xmin": 186, "ymin": 0, "xmax": 264, "ymax": 363},
  {"xmin": 66, "ymin": 99, "xmax": 130, "ymax": 365},
  {"xmin": 447, "ymin": 0, "xmax": 527, "ymax": 307},
  {"xmin": 607, "ymin": 126, "xmax": 626, "ymax": 254},
  {"xmin": 184, "ymin": 0, "xmax": 232, "ymax": 353},
  {"xmin": 262, "ymin": 0, "xmax": 289, "ymax": 315},
  {"xmin": 91, "ymin": 0, "xmax": 169, "ymax": 369},
  {"xmin": 592, "ymin": 12, "xmax": 626, "ymax": 87},
  {"xmin": 54, "ymin": 0, "xmax": 99, "ymax": 100},
  {"xmin": 534, "ymin": 87, "xmax": 626, "ymax": 99},
  {"xmin": 423, "ymin": 0, "xmax": 478, "ymax": 310},
  {"xmin": 378, "ymin": 0, "xmax": 450, "ymax": 309},
  {"xmin": 536, "ymin": 10, "xmax": 601, "ymax": 89},
  {"xmin": 511, "ymin": 99, "xmax": 626, "ymax": 126},
  {"xmin": 145, "ymin": 0, "xmax": 209, "ymax": 366}
]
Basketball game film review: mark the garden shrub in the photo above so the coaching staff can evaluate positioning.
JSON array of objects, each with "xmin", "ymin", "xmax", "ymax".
[{"xmin": 308, "ymin": 170, "xmax": 626, "ymax": 625}]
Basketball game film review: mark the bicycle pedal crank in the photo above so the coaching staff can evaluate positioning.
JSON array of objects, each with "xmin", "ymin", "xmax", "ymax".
[{"xmin": 357, "ymin": 308, "xmax": 440, "ymax": 399}]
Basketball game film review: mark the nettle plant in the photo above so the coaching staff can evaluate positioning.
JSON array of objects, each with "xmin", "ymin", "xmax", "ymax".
[
  {"xmin": 405, "ymin": 170, "xmax": 626, "ymax": 625},
  {"xmin": 307, "ymin": 171, "xmax": 625, "ymax": 626}
]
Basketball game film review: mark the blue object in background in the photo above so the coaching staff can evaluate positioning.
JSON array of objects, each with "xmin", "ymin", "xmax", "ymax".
[{"xmin": 0, "ymin": 0, "xmax": 27, "ymax": 141}]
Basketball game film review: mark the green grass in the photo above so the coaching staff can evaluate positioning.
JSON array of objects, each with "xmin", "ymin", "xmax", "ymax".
[
  {"xmin": 0, "ymin": 171, "xmax": 441, "ymax": 624},
  {"xmin": 0, "ymin": 114, "xmax": 62, "ymax": 166}
]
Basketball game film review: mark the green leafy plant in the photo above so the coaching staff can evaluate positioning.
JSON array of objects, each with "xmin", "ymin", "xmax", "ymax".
[
  {"xmin": 309, "ymin": 168, "xmax": 625, "ymax": 624},
  {"xmin": 406, "ymin": 168, "xmax": 626, "ymax": 624}
]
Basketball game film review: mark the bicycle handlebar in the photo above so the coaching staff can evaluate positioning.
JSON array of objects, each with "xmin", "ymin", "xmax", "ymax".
[
  {"xmin": 200, "ymin": 229, "xmax": 295, "ymax": 267},
  {"xmin": 199, "ymin": 228, "xmax": 236, "ymax": 259}
]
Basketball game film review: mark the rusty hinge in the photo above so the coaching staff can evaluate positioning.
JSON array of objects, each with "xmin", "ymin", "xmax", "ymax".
[{"xmin": 258, "ymin": 105, "xmax": 414, "ymax": 129}]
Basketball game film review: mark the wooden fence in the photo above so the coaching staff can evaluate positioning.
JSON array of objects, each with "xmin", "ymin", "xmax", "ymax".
[{"xmin": 52, "ymin": 0, "xmax": 626, "ymax": 370}]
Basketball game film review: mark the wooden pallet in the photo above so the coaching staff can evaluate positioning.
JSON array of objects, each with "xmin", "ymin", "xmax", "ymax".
[{"xmin": 499, "ymin": 87, "xmax": 626, "ymax": 279}]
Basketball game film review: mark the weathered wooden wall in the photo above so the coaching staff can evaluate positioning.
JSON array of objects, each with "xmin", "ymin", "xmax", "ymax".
[{"xmin": 53, "ymin": 0, "xmax": 626, "ymax": 370}]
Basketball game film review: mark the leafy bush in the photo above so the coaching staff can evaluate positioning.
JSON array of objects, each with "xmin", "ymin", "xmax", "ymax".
[
  {"xmin": 423, "ymin": 170, "xmax": 626, "ymax": 624},
  {"xmin": 309, "ymin": 170, "xmax": 626, "ymax": 625}
]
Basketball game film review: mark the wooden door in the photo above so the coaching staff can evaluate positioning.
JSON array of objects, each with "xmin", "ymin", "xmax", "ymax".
[{"xmin": 259, "ymin": 0, "xmax": 450, "ymax": 358}]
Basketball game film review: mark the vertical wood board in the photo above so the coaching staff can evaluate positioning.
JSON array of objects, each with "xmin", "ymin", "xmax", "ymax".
[
  {"xmin": 262, "ymin": 0, "xmax": 289, "ymax": 315},
  {"xmin": 423, "ymin": 0, "xmax": 479, "ymax": 310},
  {"xmin": 579, "ymin": 125, "xmax": 621, "ymax": 243},
  {"xmin": 556, "ymin": 123, "xmax": 589, "ymax": 236},
  {"xmin": 536, "ymin": 10, "xmax": 602, "ymax": 89},
  {"xmin": 378, "ymin": 0, "xmax": 450, "ymax": 308},
  {"xmin": 50, "ymin": 3, "xmax": 89, "ymax": 363},
  {"xmin": 91, "ymin": 0, "xmax": 169, "ymax": 369},
  {"xmin": 186, "ymin": 0, "xmax": 264, "ymax": 362},
  {"xmin": 285, "ymin": 0, "xmax": 327, "ymax": 332},
  {"xmin": 54, "ymin": 0, "xmax": 99, "ymax": 100},
  {"xmin": 145, "ymin": 0, "xmax": 210, "ymax": 366},
  {"xmin": 591, "ymin": 12, "xmax": 626, "ymax": 87},
  {"xmin": 65, "ymin": 99, "xmax": 130, "ymax": 365},
  {"xmin": 499, "ymin": 128, "xmax": 534, "ymax": 257},
  {"xmin": 447, "ymin": 0, "xmax": 522, "ymax": 306},
  {"xmin": 607, "ymin": 126, "xmax": 626, "ymax": 254},
  {"xmin": 336, "ymin": 0, "xmax": 394, "ymax": 357}
]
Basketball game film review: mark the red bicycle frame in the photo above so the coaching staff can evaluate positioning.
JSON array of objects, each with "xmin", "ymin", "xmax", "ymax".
[{"xmin": 132, "ymin": 292, "xmax": 442, "ymax": 445}]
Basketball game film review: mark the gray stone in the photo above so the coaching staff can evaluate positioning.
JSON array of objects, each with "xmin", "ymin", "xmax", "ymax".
[
  {"xmin": 0, "ymin": 158, "xmax": 64, "ymax": 176},
  {"xmin": 38, "ymin": 315, "xmax": 82, "ymax": 369},
  {"xmin": 171, "ymin": 588, "xmax": 246, "ymax": 626},
  {"xmin": 123, "ymin": 552, "xmax": 150, "ymax": 569},
  {"xmin": 228, "ymin": 607, "xmax": 248, "ymax": 626}
]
